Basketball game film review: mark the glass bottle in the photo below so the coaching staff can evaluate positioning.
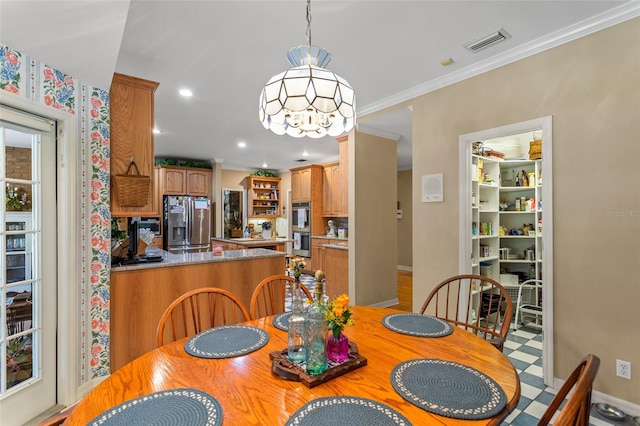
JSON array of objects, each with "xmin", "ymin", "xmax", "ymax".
[
  {"xmin": 287, "ymin": 280, "xmax": 306, "ymax": 362},
  {"xmin": 304, "ymin": 270, "xmax": 328, "ymax": 375}
]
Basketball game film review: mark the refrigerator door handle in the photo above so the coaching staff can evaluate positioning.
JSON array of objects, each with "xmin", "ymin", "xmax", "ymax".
[{"xmin": 185, "ymin": 197, "xmax": 192, "ymax": 245}]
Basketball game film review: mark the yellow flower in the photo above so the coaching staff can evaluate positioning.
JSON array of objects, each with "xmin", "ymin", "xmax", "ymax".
[{"xmin": 325, "ymin": 293, "xmax": 354, "ymax": 339}]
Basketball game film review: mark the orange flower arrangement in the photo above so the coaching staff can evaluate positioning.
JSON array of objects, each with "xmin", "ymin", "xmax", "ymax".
[{"xmin": 325, "ymin": 293, "xmax": 354, "ymax": 339}]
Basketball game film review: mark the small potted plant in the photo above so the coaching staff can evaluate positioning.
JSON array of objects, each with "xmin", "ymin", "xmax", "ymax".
[{"xmin": 261, "ymin": 221, "xmax": 273, "ymax": 239}]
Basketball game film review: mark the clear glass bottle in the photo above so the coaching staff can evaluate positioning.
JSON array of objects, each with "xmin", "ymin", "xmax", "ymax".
[
  {"xmin": 304, "ymin": 270, "xmax": 328, "ymax": 375},
  {"xmin": 287, "ymin": 280, "xmax": 306, "ymax": 362}
]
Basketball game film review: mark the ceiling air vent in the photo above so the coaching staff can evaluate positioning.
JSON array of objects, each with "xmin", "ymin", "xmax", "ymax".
[
  {"xmin": 464, "ymin": 28, "xmax": 511, "ymax": 53},
  {"xmin": 295, "ymin": 159, "xmax": 308, "ymax": 162}
]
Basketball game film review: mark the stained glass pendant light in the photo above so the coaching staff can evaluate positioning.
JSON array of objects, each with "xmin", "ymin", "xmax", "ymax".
[{"xmin": 259, "ymin": 0, "xmax": 356, "ymax": 138}]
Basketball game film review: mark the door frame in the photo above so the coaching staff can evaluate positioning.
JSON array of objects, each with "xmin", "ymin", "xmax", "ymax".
[
  {"xmin": 458, "ymin": 116, "xmax": 553, "ymax": 386},
  {"xmin": 1, "ymin": 95, "xmax": 79, "ymax": 406}
]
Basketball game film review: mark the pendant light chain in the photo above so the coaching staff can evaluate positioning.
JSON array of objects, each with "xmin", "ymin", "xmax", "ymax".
[
  {"xmin": 306, "ymin": 0, "xmax": 312, "ymax": 48},
  {"xmin": 259, "ymin": 0, "xmax": 356, "ymax": 138}
]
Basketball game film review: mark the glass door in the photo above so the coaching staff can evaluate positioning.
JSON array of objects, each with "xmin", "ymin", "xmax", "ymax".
[
  {"xmin": 1, "ymin": 108, "xmax": 57, "ymax": 425},
  {"xmin": 222, "ymin": 189, "xmax": 245, "ymax": 239}
]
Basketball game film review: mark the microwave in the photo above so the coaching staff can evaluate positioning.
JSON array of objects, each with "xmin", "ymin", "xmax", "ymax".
[{"xmin": 134, "ymin": 217, "xmax": 161, "ymax": 236}]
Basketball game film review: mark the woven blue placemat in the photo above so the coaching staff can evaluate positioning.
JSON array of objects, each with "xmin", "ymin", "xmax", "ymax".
[
  {"xmin": 87, "ymin": 388, "xmax": 222, "ymax": 426},
  {"xmin": 286, "ymin": 396, "xmax": 412, "ymax": 426},
  {"xmin": 382, "ymin": 313, "xmax": 453, "ymax": 337},
  {"xmin": 272, "ymin": 312, "xmax": 291, "ymax": 331},
  {"xmin": 390, "ymin": 358, "xmax": 506, "ymax": 420},
  {"xmin": 185, "ymin": 325, "xmax": 269, "ymax": 358}
]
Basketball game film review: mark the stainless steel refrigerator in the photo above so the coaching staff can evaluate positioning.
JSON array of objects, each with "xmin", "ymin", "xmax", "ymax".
[{"xmin": 164, "ymin": 195, "xmax": 212, "ymax": 253}]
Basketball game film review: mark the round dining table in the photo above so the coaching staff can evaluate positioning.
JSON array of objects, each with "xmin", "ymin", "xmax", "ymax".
[{"xmin": 66, "ymin": 306, "xmax": 520, "ymax": 425}]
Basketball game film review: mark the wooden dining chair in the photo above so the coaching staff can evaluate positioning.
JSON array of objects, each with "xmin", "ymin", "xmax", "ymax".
[
  {"xmin": 420, "ymin": 274, "xmax": 513, "ymax": 352},
  {"xmin": 249, "ymin": 274, "xmax": 312, "ymax": 319},
  {"xmin": 156, "ymin": 287, "xmax": 250, "ymax": 347},
  {"xmin": 538, "ymin": 354, "xmax": 600, "ymax": 426}
]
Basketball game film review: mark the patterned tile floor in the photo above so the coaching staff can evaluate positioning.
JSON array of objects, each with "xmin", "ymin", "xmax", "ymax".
[
  {"xmin": 298, "ymin": 273, "xmax": 622, "ymax": 425},
  {"xmin": 502, "ymin": 326, "xmax": 619, "ymax": 425}
]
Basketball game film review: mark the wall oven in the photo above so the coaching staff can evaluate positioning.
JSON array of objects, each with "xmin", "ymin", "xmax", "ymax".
[
  {"xmin": 292, "ymin": 231, "xmax": 310, "ymax": 258},
  {"xmin": 291, "ymin": 202, "xmax": 310, "ymax": 232},
  {"xmin": 292, "ymin": 202, "xmax": 311, "ymax": 257}
]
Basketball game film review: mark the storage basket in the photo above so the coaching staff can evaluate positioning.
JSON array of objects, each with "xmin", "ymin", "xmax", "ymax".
[
  {"xmin": 529, "ymin": 140, "xmax": 542, "ymax": 160},
  {"xmin": 112, "ymin": 160, "xmax": 151, "ymax": 207}
]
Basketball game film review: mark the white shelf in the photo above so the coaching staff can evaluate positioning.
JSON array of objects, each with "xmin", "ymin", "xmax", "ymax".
[
  {"xmin": 500, "ymin": 186, "xmax": 536, "ymax": 193},
  {"xmin": 479, "ymin": 256, "xmax": 499, "ymax": 262},
  {"xmin": 500, "ymin": 210, "xmax": 536, "ymax": 214}
]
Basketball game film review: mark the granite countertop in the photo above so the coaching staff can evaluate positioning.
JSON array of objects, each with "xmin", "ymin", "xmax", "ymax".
[
  {"xmin": 212, "ymin": 237, "xmax": 292, "ymax": 245},
  {"xmin": 311, "ymin": 235, "xmax": 348, "ymax": 241},
  {"xmin": 111, "ymin": 248, "xmax": 285, "ymax": 272}
]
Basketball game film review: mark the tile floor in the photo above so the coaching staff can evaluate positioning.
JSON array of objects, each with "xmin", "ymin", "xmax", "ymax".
[{"xmin": 502, "ymin": 325, "xmax": 617, "ymax": 425}]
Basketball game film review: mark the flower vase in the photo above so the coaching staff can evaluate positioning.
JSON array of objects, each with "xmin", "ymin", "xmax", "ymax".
[{"xmin": 327, "ymin": 331, "xmax": 349, "ymax": 363}]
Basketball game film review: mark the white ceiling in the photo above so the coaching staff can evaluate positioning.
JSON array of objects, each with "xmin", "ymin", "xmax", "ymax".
[{"xmin": 1, "ymin": 1, "xmax": 636, "ymax": 172}]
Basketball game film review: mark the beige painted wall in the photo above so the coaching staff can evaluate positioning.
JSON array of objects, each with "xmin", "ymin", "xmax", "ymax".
[
  {"xmin": 397, "ymin": 170, "xmax": 413, "ymax": 268},
  {"xmin": 383, "ymin": 19, "xmax": 639, "ymax": 403},
  {"xmin": 352, "ymin": 131, "xmax": 398, "ymax": 306}
]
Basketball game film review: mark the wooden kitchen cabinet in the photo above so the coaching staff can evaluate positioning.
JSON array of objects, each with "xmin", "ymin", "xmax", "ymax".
[
  {"xmin": 322, "ymin": 163, "xmax": 342, "ymax": 216},
  {"xmin": 291, "ymin": 165, "xmax": 323, "ymax": 202},
  {"xmin": 109, "ymin": 73, "xmax": 159, "ymax": 217},
  {"xmin": 323, "ymin": 245, "xmax": 348, "ymax": 298},
  {"xmin": 311, "ymin": 238, "xmax": 326, "ymax": 272},
  {"xmin": 186, "ymin": 169, "xmax": 210, "ymax": 196},
  {"xmin": 158, "ymin": 166, "xmax": 212, "ymax": 196},
  {"xmin": 322, "ymin": 136, "xmax": 348, "ymax": 217}
]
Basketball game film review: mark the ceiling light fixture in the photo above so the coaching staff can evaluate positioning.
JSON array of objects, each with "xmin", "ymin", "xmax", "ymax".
[
  {"xmin": 259, "ymin": 0, "xmax": 355, "ymax": 139},
  {"xmin": 238, "ymin": 142, "xmax": 247, "ymax": 148},
  {"xmin": 179, "ymin": 89, "xmax": 193, "ymax": 97}
]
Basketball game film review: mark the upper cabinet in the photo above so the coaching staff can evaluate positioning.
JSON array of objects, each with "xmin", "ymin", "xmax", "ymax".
[
  {"xmin": 322, "ymin": 136, "xmax": 348, "ymax": 217},
  {"xmin": 158, "ymin": 166, "xmax": 211, "ymax": 196},
  {"xmin": 291, "ymin": 165, "xmax": 323, "ymax": 203},
  {"xmin": 109, "ymin": 73, "xmax": 159, "ymax": 217},
  {"xmin": 246, "ymin": 176, "xmax": 280, "ymax": 218}
]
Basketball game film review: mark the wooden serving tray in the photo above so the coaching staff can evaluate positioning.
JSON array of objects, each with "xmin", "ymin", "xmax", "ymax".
[{"xmin": 269, "ymin": 341, "xmax": 367, "ymax": 388}]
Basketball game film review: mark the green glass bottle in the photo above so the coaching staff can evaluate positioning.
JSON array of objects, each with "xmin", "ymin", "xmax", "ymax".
[{"xmin": 304, "ymin": 270, "xmax": 328, "ymax": 375}]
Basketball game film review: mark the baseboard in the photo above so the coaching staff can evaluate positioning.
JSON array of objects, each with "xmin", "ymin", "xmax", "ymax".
[
  {"xmin": 397, "ymin": 265, "xmax": 413, "ymax": 272},
  {"xmin": 369, "ymin": 298, "xmax": 399, "ymax": 308},
  {"xmin": 552, "ymin": 376, "xmax": 639, "ymax": 417}
]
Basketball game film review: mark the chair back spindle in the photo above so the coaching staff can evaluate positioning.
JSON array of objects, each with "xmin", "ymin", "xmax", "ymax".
[
  {"xmin": 157, "ymin": 287, "xmax": 250, "ymax": 347},
  {"xmin": 420, "ymin": 274, "xmax": 513, "ymax": 352}
]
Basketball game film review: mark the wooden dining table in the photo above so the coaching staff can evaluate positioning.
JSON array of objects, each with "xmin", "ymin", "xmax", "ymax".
[{"xmin": 66, "ymin": 306, "xmax": 520, "ymax": 425}]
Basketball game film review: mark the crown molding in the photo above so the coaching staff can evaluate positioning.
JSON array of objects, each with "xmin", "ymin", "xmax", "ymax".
[
  {"xmin": 356, "ymin": 124, "xmax": 402, "ymax": 141},
  {"xmin": 358, "ymin": 2, "xmax": 640, "ymax": 117}
]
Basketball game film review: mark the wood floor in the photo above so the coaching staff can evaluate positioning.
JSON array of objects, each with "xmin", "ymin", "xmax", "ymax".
[{"xmin": 389, "ymin": 269, "xmax": 412, "ymax": 312}]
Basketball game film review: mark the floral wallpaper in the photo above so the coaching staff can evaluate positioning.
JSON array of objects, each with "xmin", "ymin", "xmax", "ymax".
[{"xmin": 1, "ymin": 43, "xmax": 111, "ymax": 382}]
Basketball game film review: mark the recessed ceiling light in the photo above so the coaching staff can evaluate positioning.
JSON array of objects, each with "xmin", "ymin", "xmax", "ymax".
[
  {"xmin": 179, "ymin": 88, "xmax": 193, "ymax": 97},
  {"xmin": 262, "ymin": 162, "xmax": 268, "ymax": 168},
  {"xmin": 238, "ymin": 142, "xmax": 246, "ymax": 148},
  {"xmin": 152, "ymin": 128, "xmax": 161, "ymax": 134},
  {"xmin": 302, "ymin": 150, "xmax": 309, "ymax": 157}
]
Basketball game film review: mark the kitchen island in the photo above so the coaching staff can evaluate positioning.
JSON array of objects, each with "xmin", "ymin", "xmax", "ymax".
[
  {"xmin": 110, "ymin": 248, "xmax": 285, "ymax": 371},
  {"xmin": 211, "ymin": 236, "xmax": 291, "ymax": 252}
]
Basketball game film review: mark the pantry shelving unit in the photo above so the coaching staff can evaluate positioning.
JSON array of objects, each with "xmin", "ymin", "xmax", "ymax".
[{"xmin": 471, "ymin": 156, "xmax": 542, "ymax": 282}]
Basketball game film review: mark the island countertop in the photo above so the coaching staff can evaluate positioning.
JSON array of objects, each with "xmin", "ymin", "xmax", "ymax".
[
  {"xmin": 111, "ymin": 248, "xmax": 284, "ymax": 272},
  {"xmin": 109, "ymin": 247, "xmax": 285, "ymax": 371}
]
